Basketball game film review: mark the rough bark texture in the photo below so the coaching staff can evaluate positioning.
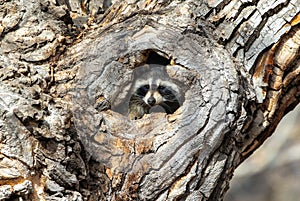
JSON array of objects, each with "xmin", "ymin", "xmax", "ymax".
[{"xmin": 0, "ymin": 0, "xmax": 299, "ymax": 200}]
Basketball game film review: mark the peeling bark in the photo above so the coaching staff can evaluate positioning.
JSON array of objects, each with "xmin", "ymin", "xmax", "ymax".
[{"xmin": 0, "ymin": 0, "xmax": 299, "ymax": 200}]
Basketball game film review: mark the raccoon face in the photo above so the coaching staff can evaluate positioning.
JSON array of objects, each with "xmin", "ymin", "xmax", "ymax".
[
  {"xmin": 134, "ymin": 79, "xmax": 179, "ymax": 109},
  {"xmin": 128, "ymin": 64, "xmax": 184, "ymax": 120}
]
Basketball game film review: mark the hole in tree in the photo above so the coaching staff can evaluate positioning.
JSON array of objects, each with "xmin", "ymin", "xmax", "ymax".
[
  {"xmin": 112, "ymin": 50, "xmax": 184, "ymax": 120},
  {"xmin": 146, "ymin": 51, "xmax": 170, "ymax": 65}
]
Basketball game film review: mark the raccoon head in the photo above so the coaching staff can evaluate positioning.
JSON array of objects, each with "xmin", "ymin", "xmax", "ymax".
[
  {"xmin": 128, "ymin": 65, "xmax": 183, "ymax": 120},
  {"xmin": 135, "ymin": 79, "xmax": 180, "ymax": 112}
]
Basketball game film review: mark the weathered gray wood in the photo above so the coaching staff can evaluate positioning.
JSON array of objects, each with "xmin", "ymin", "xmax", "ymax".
[
  {"xmin": 0, "ymin": 0, "xmax": 299, "ymax": 200},
  {"xmin": 71, "ymin": 16, "xmax": 240, "ymax": 199}
]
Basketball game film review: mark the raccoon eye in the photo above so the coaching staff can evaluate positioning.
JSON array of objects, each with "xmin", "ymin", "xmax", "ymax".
[
  {"xmin": 136, "ymin": 85, "xmax": 149, "ymax": 96},
  {"xmin": 158, "ymin": 86, "xmax": 165, "ymax": 90},
  {"xmin": 158, "ymin": 86, "xmax": 172, "ymax": 95},
  {"xmin": 140, "ymin": 85, "xmax": 150, "ymax": 92},
  {"xmin": 143, "ymin": 85, "xmax": 150, "ymax": 90}
]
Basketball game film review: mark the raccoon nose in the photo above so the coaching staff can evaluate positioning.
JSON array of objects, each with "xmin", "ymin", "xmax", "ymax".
[{"xmin": 147, "ymin": 97, "xmax": 156, "ymax": 106}]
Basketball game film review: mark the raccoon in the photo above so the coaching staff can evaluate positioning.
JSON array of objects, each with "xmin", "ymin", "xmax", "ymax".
[{"xmin": 128, "ymin": 64, "xmax": 182, "ymax": 120}]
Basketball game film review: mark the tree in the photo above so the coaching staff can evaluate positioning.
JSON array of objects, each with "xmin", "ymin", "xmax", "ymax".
[{"xmin": 0, "ymin": 0, "xmax": 299, "ymax": 200}]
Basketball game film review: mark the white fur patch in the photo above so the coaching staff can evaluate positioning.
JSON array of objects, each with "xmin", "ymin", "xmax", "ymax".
[{"xmin": 153, "ymin": 91, "xmax": 163, "ymax": 104}]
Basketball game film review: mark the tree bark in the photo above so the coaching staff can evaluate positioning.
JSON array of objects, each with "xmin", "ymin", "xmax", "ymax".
[{"xmin": 0, "ymin": 0, "xmax": 299, "ymax": 200}]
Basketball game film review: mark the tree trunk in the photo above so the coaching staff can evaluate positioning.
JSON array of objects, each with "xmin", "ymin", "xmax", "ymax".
[{"xmin": 0, "ymin": 0, "xmax": 299, "ymax": 200}]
